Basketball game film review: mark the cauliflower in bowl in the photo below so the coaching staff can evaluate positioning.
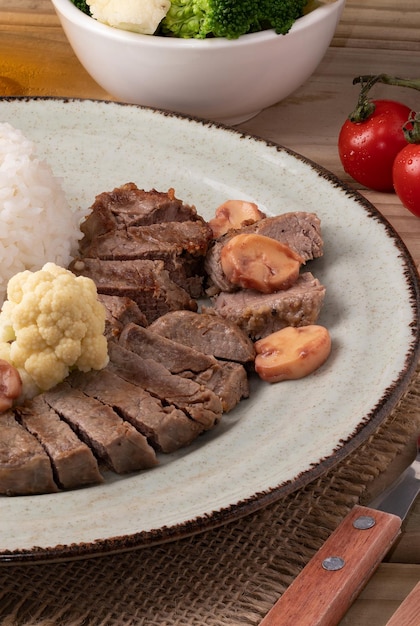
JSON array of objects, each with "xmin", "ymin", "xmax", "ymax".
[
  {"xmin": 0, "ymin": 262, "xmax": 109, "ymax": 399},
  {"xmin": 87, "ymin": 0, "xmax": 171, "ymax": 34}
]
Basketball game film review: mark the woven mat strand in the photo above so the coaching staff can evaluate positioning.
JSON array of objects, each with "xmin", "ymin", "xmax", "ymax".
[{"xmin": 1, "ymin": 365, "xmax": 419, "ymax": 626}]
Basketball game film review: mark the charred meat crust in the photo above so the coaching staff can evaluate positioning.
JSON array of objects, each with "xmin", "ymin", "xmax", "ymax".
[
  {"xmin": 79, "ymin": 184, "xmax": 205, "ymax": 240},
  {"xmin": 78, "ymin": 184, "xmax": 211, "ymax": 299}
]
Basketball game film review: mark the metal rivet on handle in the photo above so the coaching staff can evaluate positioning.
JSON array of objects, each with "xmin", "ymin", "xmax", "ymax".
[
  {"xmin": 353, "ymin": 515, "xmax": 376, "ymax": 530},
  {"xmin": 322, "ymin": 556, "xmax": 345, "ymax": 571}
]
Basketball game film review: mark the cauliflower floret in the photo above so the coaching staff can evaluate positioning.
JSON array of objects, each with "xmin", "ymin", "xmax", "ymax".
[
  {"xmin": 87, "ymin": 0, "xmax": 171, "ymax": 34},
  {"xmin": 0, "ymin": 262, "xmax": 109, "ymax": 396}
]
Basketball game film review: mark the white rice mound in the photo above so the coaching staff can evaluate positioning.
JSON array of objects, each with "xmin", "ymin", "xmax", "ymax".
[{"xmin": 0, "ymin": 122, "xmax": 85, "ymax": 303}]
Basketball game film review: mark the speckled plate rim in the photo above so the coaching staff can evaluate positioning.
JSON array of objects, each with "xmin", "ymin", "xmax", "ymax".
[{"xmin": 0, "ymin": 97, "xmax": 419, "ymax": 564}]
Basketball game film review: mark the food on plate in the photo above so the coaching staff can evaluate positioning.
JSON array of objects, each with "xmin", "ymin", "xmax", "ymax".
[
  {"xmin": 208, "ymin": 200, "xmax": 266, "ymax": 239},
  {"xmin": 98, "ymin": 294, "xmax": 148, "ymax": 340},
  {"xmin": 211, "ymin": 273, "xmax": 326, "ymax": 340},
  {"xmin": 16, "ymin": 394, "xmax": 103, "ymax": 490},
  {"xmin": 73, "ymin": 182, "xmax": 211, "ymax": 300},
  {"xmin": 0, "ymin": 174, "xmax": 329, "ymax": 495},
  {"xmin": 118, "ymin": 322, "xmax": 249, "ymax": 413},
  {"xmin": 0, "ymin": 360, "xmax": 22, "ymax": 413},
  {"xmin": 86, "ymin": 0, "xmax": 170, "ymax": 34},
  {"xmin": 254, "ymin": 324, "xmax": 331, "ymax": 382},
  {"xmin": 43, "ymin": 382, "xmax": 158, "ymax": 473},
  {"xmin": 0, "ymin": 122, "xmax": 85, "ymax": 303},
  {"xmin": 149, "ymin": 309, "xmax": 256, "ymax": 363},
  {"xmin": 0, "ymin": 262, "xmax": 109, "ymax": 398},
  {"xmin": 71, "ymin": 0, "xmax": 309, "ymax": 39},
  {"xmin": 205, "ymin": 211, "xmax": 323, "ymax": 295},
  {"xmin": 0, "ymin": 411, "xmax": 59, "ymax": 496},
  {"xmin": 70, "ymin": 257, "xmax": 198, "ymax": 324},
  {"xmin": 68, "ymin": 366, "xmax": 205, "ymax": 453},
  {"xmin": 220, "ymin": 233, "xmax": 304, "ymax": 293},
  {"xmin": 108, "ymin": 342, "xmax": 223, "ymax": 428}
]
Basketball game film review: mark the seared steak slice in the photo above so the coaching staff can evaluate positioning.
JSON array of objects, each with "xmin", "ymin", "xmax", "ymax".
[
  {"xmin": 149, "ymin": 310, "xmax": 255, "ymax": 364},
  {"xmin": 16, "ymin": 396, "xmax": 103, "ymax": 490},
  {"xmin": 98, "ymin": 294, "xmax": 148, "ymax": 341},
  {"xmin": 80, "ymin": 221, "xmax": 211, "ymax": 299},
  {"xmin": 69, "ymin": 258, "xmax": 197, "ymax": 324},
  {"xmin": 43, "ymin": 383, "xmax": 158, "ymax": 473},
  {"xmin": 194, "ymin": 361, "xmax": 249, "ymax": 413},
  {"xmin": 119, "ymin": 323, "xmax": 218, "ymax": 375},
  {"xmin": 0, "ymin": 411, "xmax": 58, "ymax": 495},
  {"xmin": 80, "ymin": 221, "xmax": 211, "ymax": 259},
  {"xmin": 68, "ymin": 369, "xmax": 204, "ymax": 454},
  {"xmin": 211, "ymin": 272, "xmax": 326, "ymax": 339},
  {"xmin": 79, "ymin": 184, "xmax": 204, "ymax": 244},
  {"xmin": 246, "ymin": 212, "xmax": 323, "ymax": 259},
  {"xmin": 118, "ymin": 323, "xmax": 248, "ymax": 413},
  {"xmin": 108, "ymin": 343, "xmax": 223, "ymax": 430},
  {"xmin": 205, "ymin": 212, "xmax": 323, "ymax": 294}
]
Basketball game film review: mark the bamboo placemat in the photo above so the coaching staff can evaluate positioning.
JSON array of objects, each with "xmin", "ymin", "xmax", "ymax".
[{"xmin": 0, "ymin": 363, "xmax": 419, "ymax": 626}]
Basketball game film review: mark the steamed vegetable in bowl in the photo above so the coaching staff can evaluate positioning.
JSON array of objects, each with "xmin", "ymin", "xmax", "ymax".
[
  {"xmin": 71, "ymin": 0, "xmax": 309, "ymax": 38},
  {"xmin": 51, "ymin": 0, "xmax": 345, "ymax": 123}
]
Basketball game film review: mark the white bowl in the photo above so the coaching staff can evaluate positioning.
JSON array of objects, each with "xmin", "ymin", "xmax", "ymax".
[{"xmin": 51, "ymin": 0, "xmax": 345, "ymax": 125}]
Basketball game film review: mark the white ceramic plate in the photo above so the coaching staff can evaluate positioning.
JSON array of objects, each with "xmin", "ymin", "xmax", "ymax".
[{"xmin": 0, "ymin": 97, "xmax": 419, "ymax": 563}]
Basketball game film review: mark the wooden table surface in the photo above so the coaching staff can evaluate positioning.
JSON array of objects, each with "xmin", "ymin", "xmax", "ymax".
[{"xmin": 1, "ymin": 1, "xmax": 419, "ymax": 624}]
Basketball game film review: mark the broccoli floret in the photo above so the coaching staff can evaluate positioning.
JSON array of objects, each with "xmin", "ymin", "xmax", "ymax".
[
  {"xmin": 161, "ymin": 0, "xmax": 258, "ymax": 39},
  {"xmin": 161, "ymin": 0, "xmax": 308, "ymax": 39},
  {"xmin": 70, "ymin": 0, "xmax": 92, "ymax": 16},
  {"xmin": 257, "ymin": 0, "xmax": 308, "ymax": 35}
]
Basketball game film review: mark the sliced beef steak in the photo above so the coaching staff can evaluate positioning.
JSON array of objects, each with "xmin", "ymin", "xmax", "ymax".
[
  {"xmin": 43, "ymin": 383, "xmax": 158, "ymax": 473},
  {"xmin": 194, "ymin": 361, "xmax": 249, "ymax": 413},
  {"xmin": 107, "ymin": 343, "xmax": 223, "ymax": 430},
  {"xmin": 79, "ymin": 221, "xmax": 212, "ymax": 299},
  {"xmin": 80, "ymin": 220, "xmax": 211, "ymax": 259},
  {"xmin": 69, "ymin": 258, "xmax": 197, "ymax": 324},
  {"xmin": 68, "ymin": 369, "xmax": 204, "ymax": 454},
  {"xmin": 211, "ymin": 272, "xmax": 326, "ymax": 340},
  {"xmin": 79, "ymin": 184, "xmax": 204, "ymax": 244},
  {"xmin": 246, "ymin": 212, "xmax": 323, "ymax": 259},
  {"xmin": 118, "ymin": 323, "xmax": 248, "ymax": 413},
  {"xmin": 0, "ymin": 411, "xmax": 57, "ymax": 495},
  {"xmin": 205, "ymin": 212, "xmax": 323, "ymax": 294},
  {"xmin": 149, "ymin": 310, "xmax": 255, "ymax": 364},
  {"xmin": 16, "ymin": 396, "xmax": 103, "ymax": 490},
  {"xmin": 119, "ymin": 323, "xmax": 218, "ymax": 375},
  {"xmin": 98, "ymin": 294, "xmax": 148, "ymax": 341}
]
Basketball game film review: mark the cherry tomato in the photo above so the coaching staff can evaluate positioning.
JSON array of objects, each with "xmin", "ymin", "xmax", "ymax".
[
  {"xmin": 338, "ymin": 100, "xmax": 412, "ymax": 192},
  {"xmin": 393, "ymin": 144, "xmax": 420, "ymax": 217}
]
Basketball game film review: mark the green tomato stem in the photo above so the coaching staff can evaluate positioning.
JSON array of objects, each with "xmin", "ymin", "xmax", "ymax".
[
  {"xmin": 403, "ymin": 111, "xmax": 420, "ymax": 144},
  {"xmin": 349, "ymin": 74, "xmax": 420, "ymax": 125},
  {"xmin": 354, "ymin": 74, "xmax": 420, "ymax": 92},
  {"xmin": 348, "ymin": 75, "xmax": 382, "ymax": 122}
]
